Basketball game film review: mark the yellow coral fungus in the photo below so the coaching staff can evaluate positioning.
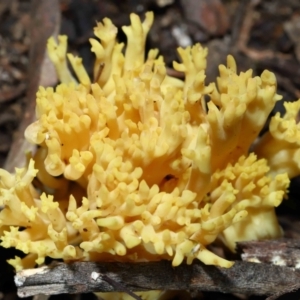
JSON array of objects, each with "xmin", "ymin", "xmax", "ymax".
[
  {"xmin": 0, "ymin": 12, "xmax": 291, "ymax": 272},
  {"xmin": 254, "ymin": 99, "xmax": 300, "ymax": 178}
]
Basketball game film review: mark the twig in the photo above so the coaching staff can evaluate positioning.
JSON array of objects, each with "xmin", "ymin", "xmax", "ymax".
[
  {"xmin": 238, "ymin": 239, "xmax": 300, "ymax": 268},
  {"xmin": 230, "ymin": 0, "xmax": 289, "ymax": 61},
  {"xmin": 230, "ymin": 0, "xmax": 252, "ymax": 49},
  {"xmin": 91, "ymin": 272, "xmax": 142, "ymax": 300},
  {"xmin": 4, "ymin": 0, "xmax": 60, "ymax": 172},
  {"xmin": 239, "ymin": 239, "xmax": 300, "ymax": 299},
  {"xmin": 15, "ymin": 259, "xmax": 300, "ymax": 298}
]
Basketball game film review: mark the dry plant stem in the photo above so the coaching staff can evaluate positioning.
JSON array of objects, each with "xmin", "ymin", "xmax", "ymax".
[
  {"xmin": 230, "ymin": 0, "xmax": 287, "ymax": 61},
  {"xmin": 15, "ymin": 260, "xmax": 300, "ymax": 298},
  {"xmin": 4, "ymin": 0, "xmax": 60, "ymax": 172},
  {"xmin": 235, "ymin": 0, "xmax": 257, "ymax": 53},
  {"xmin": 94, "ymin": 274, "xmax": 142, "ymax": 300},
  {"xmin": 230, "ymin": 0, "xmax": 252, "ymax": 50}
]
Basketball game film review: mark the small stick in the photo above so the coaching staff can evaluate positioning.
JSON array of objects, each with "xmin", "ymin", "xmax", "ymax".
[
  {"xmin": 91, "ymin": 272, "xmax": 142, "ymax": 300},
  {"xmin": 94, "ymin": 62, "xmax": 105, "ymax": 83},
  {"xmin": 15, "ymin": 259, "xmax": 300, "ymax": 298}
]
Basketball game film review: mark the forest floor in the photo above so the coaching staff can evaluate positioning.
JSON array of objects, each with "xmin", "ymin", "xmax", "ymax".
[{"xmin": 1, "ymin": 0, "xmax": 300, "ymax": 299}]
